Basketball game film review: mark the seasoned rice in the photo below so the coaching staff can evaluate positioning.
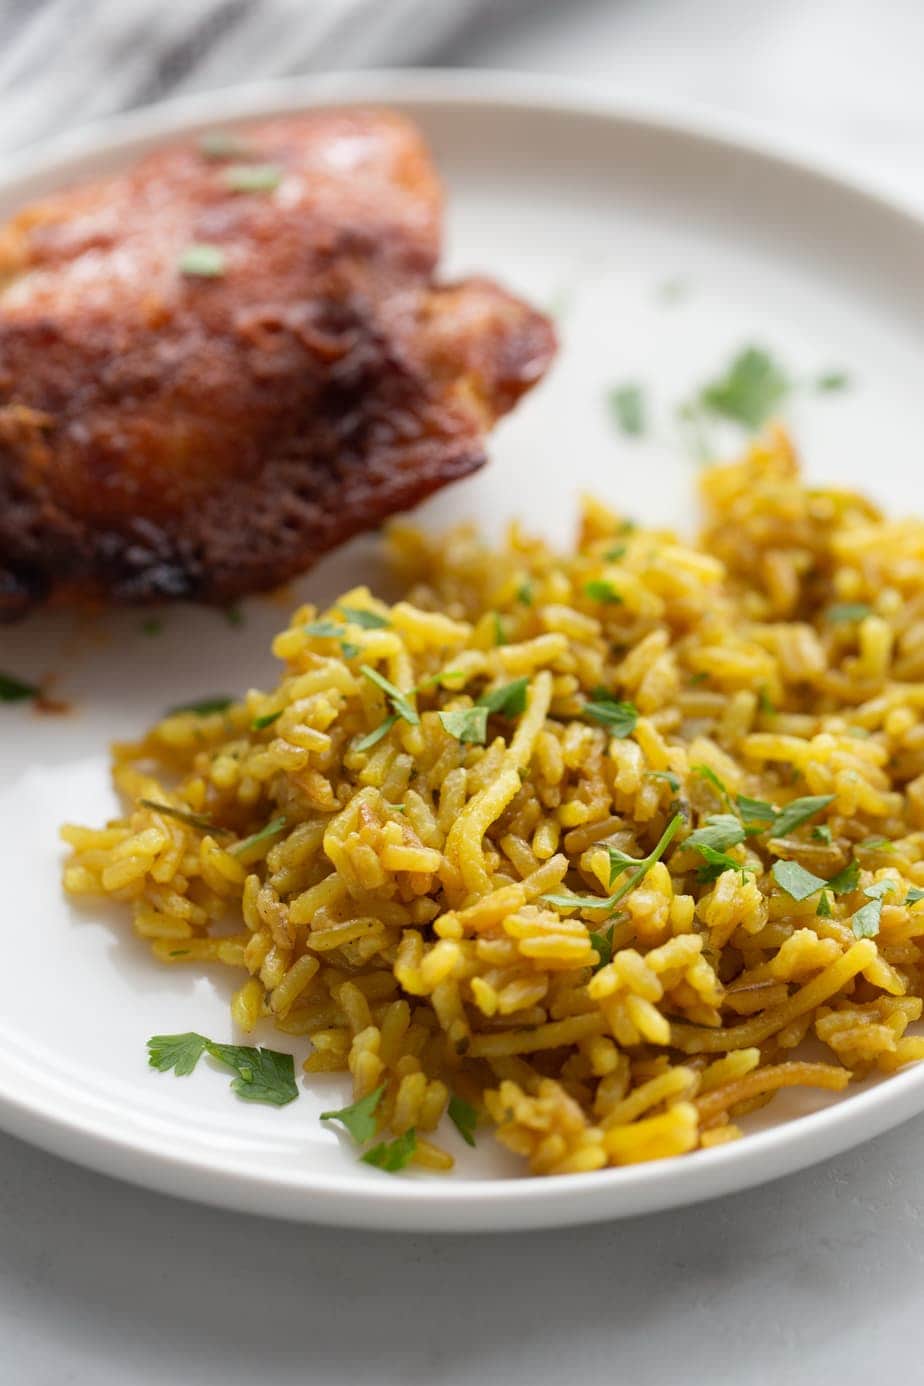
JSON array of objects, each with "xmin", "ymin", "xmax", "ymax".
[{"xmin": 62, "ymin": 429, "xmax": 924, "ymax": 1175}]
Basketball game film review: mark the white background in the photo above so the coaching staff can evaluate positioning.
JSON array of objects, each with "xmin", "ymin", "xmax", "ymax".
[{"xmin": 6, "ymin": 3, "xmax": 924, "ymax": 1382}]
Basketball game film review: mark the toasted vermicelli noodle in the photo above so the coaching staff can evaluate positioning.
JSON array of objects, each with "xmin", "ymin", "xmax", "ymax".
[{"xmin": 62, "ymin": 430, "xmax": 924, "ymax": 1175}]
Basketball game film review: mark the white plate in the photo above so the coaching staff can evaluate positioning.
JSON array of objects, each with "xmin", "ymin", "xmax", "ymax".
[{"xmin": 4, "ymin": 72, "xmax": 924, "ymax": 1232}]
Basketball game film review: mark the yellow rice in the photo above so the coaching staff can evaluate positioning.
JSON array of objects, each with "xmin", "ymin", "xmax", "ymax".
[{"xmin": 61, "ymin": 428, "xmax": 924, "ymax": 1175}]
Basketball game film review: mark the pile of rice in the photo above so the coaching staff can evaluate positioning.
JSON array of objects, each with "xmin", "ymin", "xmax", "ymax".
[{"xmin": 62, "ymin": 430, "xmax": 924, "ymax": 1175}]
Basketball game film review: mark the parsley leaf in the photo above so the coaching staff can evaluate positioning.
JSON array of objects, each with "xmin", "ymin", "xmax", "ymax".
[
  {"xmin": 439, "ymin": 706, "xmax": 489, "ymax": 744},
  {"xmin": 583, "ymin": 696, "xmax": 638, "ymax": 738},
  {"xmin": 816, "ymin": 890, "xmax": 833, "ymax": 917},
  {"xmin": 304, "ymin": 620, "xmax": 344, "ymax": 638},
  {"xmin": 138, "ymin": 798, "xmax": 232, "ymax": 836},
  {"xmin": 338, "ymin": 605, "xmax": 389, "ymax": 630},
  {"xmin": 355, "ymin": 712, "xmax": 398, "ymax": 753},
  {"xmin": 141, "ymin": 618, "xmax": 163, "ymax": 637},
  {"xmin": 693, "ymin": 844, "xmax": 756, "ymax": 884},
  {"xmin": 492, "ymin": 612, "xmax": 507, "ymax": 646},
  {"xmin": 588, "ymin": 928, "xmax": 614, "ymax": 970},
  {"xmin": 167, "ymin": 694, "xmax": 233, "ymax": 716},
  {"xmin": 827, "ymin": 859, "xmax": 861, "ymax": 895},
  {"xmin": 0, "ymin": 670, "xmax": 39, "ymax": 701},
  {"xmin": 229, "ymin": 816, "xmax": 287, "ymax": 856},
  {"xmin": 852, "ymin": 898, "xmax": 884, "ymax": 938},
  {"xmin": 758, "ymin": 687, "xmax": 776, "ymax": 716},
  {"xmin": 771, "ymin": 794, "xmax": 835, "ymax": 837},
  {"xmin": 607, "ymin": 383, "xmax": 646, "ymax": 437},
  {"xmin": 698, "ymin": 346, "xmax": 789, "ymax": 429},
  {"xmin": 906, "ymin": 887, "xmax": 924, "ymax": 905},
  {"xmin": 604, "ymin": 543, "xmax": 627, "ymax": 561},
  {"xmin": 147, "ymin": 1032, "xmax": 207, "ymax": 1076},
  {"xmin": 252, "ymin": 709, "xmax": 282, "ymax": 731},
  {"xmin": 178, "ymin": 243, "xmax": 226, "ymax": 277},
  {"xmin": 584, "ymin": 579, "xmax": 623, "ymax": 605},
  {"xmin": 320, "ymin": 1084, "xmax": 384, "ymax": 1144},
  {"xmin": 361, "ymin": 1128, "xmax": 417, "ymax": 1172},
  {"xmin": 224, "ymin": 605, "xmax": 244, "ymax": 627},
  {"xmin": 147, "ymin": 1033, "xmax": 297, "ymax": 1105},
  {"xmin": 222, "ymin": 162, "xmax": 283, "ymax": 192},
  {"xmin": 686, "ymin": 815, "xmax": 746, "ymax": 853},
  {"xmin": 543, "ymin": 813, "xmax": 683, "ymax": 912},
  {"xmin": 858, "ymin": 836, "xmax": 893, "ymax": 852},
  {"xmin": 826, "ymin": 603, "xmax": 872, "ymax": 624},
  {"xmin": 772, "ymin": 860, "xmax": 827, "ymax": 901},
  {"xmin": 648, "ymin": 770, "xmax": 681, "ymax": 791},
  {"xmin": 736, "ymin": 794, "xmax": 777, "ymax": 826},
  {"xmin": 816, "ymin": 370, "xmax": 849, "ymax": 392},
  {"xmin": 448, "ymin": 1095, "xmax": 478, "ymax": 1147},
  {"xmin": 693, "ymin": 765, "xmax": 731, "ymax": 807},
  {"xmin": 516, "ymin": 582, "xmax": 533, "ymax": 605},
  {"xmin": 198, "ymin": 130, "xmax": 254, "ymax": 160},
  {"xmin": 812, "ymin": 825, "xmax": 833, "ymax": 844},
  {"xmin": 477, "ymin": 677, "xmax": 529, "ymax": 718},
  {"xmin": 361, "ymin": 665, "xmax": 419, "ymax": 726}
]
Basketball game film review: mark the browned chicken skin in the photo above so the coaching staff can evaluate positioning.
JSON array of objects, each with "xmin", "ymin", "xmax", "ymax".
[{"xmin": 0, "ymin": 109, "xmax": 555, "ymax": 618}]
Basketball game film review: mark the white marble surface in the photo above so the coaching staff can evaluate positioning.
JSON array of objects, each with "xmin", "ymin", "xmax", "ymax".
[{"xmin": 6, "ymin": 3, "xmax": 924, "ymax": 1382}]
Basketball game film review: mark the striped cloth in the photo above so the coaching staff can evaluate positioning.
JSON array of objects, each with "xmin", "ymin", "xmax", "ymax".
[{"xmin": 0, "ymin": 0, "xmax": 495, "ymax": 155}]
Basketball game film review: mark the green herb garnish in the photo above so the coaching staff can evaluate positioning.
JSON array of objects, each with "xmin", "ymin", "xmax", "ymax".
[
  {"xmin": 0, "ymin": 671, "xmax": 39, "ymax": 702},
  {"xmin": 139, "ymin": 798, "xmax": 232, "ymax": 837},
  {"xmin": 771, "ymin": 794, "xmax": 835, "ymax": 837},
  {"xmin": 222, "ymin": 162, "xmax": 283, "ymax": 192},
  {"xmin": 771, "ymin": 860, "xmax": 828, "ymax": 901},
  {"xmin": 736, "ymin": 794, "xmax": 777, "ymax": 827},
  {"xmin": 178, "ymin": 243, "xmax": 226, "ymax": 277},
  {"xmin": 355, "ymin": 713, "xmax": 399, "ymax": 753},
  {"xmin": 691, "ymin": 844, "xmax": 756, "ymax": 884},
  {"xmin": 320, "ymin": 1084, "xmax": 384, "ymax": 1144},
  {"xmin": 827, "ymin": 859, "xmax": 861, "ymax": 895},
  {"xmin": 697, "ymin": 346, "xmax": 789, "ymax": 429},
  {"xmin": 826, "ymin": 603, "xmax": 872, "ymax": 624},
  {"xmin": 198, "ymin": 130, "xmax": 254, "ymax": 160},
  {"xmin": 542, "ymin": 813, "xmax": 682, "ymax": 912},
  {"xmin": 812, "ymin": 825, "xmax": 833, "ymax": 844},
  {"xmin": 906, "ymin": 887, "xmax": 924, "ymax": 905},
  {"xmin": 492, "ymin": 612, "xmax": 507, "ymax": 646},
  {"xmin": 604, "ymin": 544, "xmax": 627, "ymax": 561},
  {"xmin": 361, "ymin": 1128, "xmax": 417, "ymax": 1173},
  {"xmin": 448, "ymin": 1095, "xmax": 478, "ymax": 1147},
  {"xmin": 584, "ymin": 579, "xmax": 623, "ymax": 605},
  {"xmin": 167, "ymin": 694, "xmax": 233, "ymax": 716},
  {"xmin": 251, "ymin": 709, "xmax": 282, "ymax": 732},
  {"xmin": 439, "ymin": 706, "xmax": 489, "ymax": 745},
  {"xmin": 338, "ymin": 605, "xmax": 389, "ymax": 630},
  {"xmin": 816, "ymin": 890, "xmax": 833, "ymax": 917},
  {"xmin": 607, "ymin": 383, "xmax": 646, "ymax": 437},
  {"xmin": 230, "ymin": 816, "xmax": 287, "ymax": 856},
  {"xmin": 582, "ymin": 696, "xmax": 638, "ymax": 738},
  {"xmin": 304, "ymin": 620, "xmax": 344, "ymax": 638},
  {"xmin": 648, "ymin": 771, "xmax": 681, "ymax": 791},
  {"xmin": 686, "ymin": 814, "xmax": 746, "ymax": 853},
  {"xmin": 477, "ymin": 677, "xmax": 529, "ymax": 718},
  {"xmin": 147, "ymin": 1033, "xmax": 297, "ymax": 1105},
  {"xmin": 851, "ymin": 881, "xmax": 895, "ymax": 938},
  {"xmin": 516, "ymin": 582, "xmax": 534, "ymax": 606},
  {"xmin": 816, "ymin": 371, "xmax": 849, "ymax": 392},
  {"xmin": 758, "ymin": 687, "xmax": 776, "ymax": 715},
  {"xmin": 693, "ymin": 765, "xmax": 731, "ymax": 808},
  {"xmin": 224, "ymin": 605, "xmax": 244, "ymax": 627},
  {"xmin": 140, "ymin": 618, "xmax": 163, "ymax": 637},
  {"xmin": 858, "ymin": 836, "xmax": 893, "ymax": 852},
  {"xmin": 361, "ymin": 665, "xmax": 419, "ymax": 726}
]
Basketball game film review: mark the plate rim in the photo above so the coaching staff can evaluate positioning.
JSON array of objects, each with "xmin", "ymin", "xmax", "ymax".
[{"xmin": 5, "ymin": 67, "xmax": 924, "ymax": 1230}]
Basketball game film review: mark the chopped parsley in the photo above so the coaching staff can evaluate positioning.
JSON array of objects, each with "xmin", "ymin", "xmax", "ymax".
[
  {"xmin": 771, "ymin": 794, "xmax": 836, "ymax": 837},
  {"xmin": 816, "ymin": 371, "xmax": 849, "ymax": 392},
  {"xmin": 167, "ymin": 694, "xmax": 233, "ymax": 716},
  {"xmin": 584, "ymin": 579, "xmax": 623, "ymax": 605},
  {"xmin": 439, "ymin": 706, "xmax": 489, "ymax": 745},
  {"xmin": 906, "ymin": 887, "xmax": 924, "ymax": 905},
  {"xmin": 360, "ymin": 665, "xmax": 419, "ymax": 726},
  {"xmin": 516, "ymin": 582, "xmax": 534, "ymax": 606},
  {"xmin": 229, "ymin": 816, "xmax": 287, "ymax": 856},
  {"xmin": 147, "ymin": 1032, "xmax": 297, "ymax": 1105},
  {"xmin": 492, "ymin": 612, "xmax": 507, "ymax": 646},
  {"xmin": 251, "ymin": 709, "xmax": 282, "ymax": 732},
  {"xmin": 816, "ymin": 890, "xmax": 833, "ymax": 917},
  {"xmin": 812, "ymin": 825, "xmax": 833, "ymax": 844},
  {"xmin": 826, "ymin": 603, "xmax": 872, "ymax": 624},
  {"xmin": 827, "ymin": 859, "xmax": 861, "ymax": 895},
  {"xmin": 582, "ymin": 695, "xmax": 638, "ymax": 738},
  {"xmin": 604, "ymin": 544, "xmax": 627, "ymax": 561},
  {"xmin": 320, "ymin": 1084, "xmax": 384, "ymax": 1144},
  {"xmin": 361, "ymin": 1128, "xmax": 417, "ymax": 1173},
  {"xmin": 139, "ymin": 798, "xmax": 232, "ymax": 836},
  {"xmin": 736, "ymin": 794, "xmax": 777, "ymax": 828},
  {"xmin": 693, "ymin": 765, "xmax": 732, "ymax": 808},
  {"xmin": 448, "ymin": 1095, "xmax": 478, "ymax": 1147},
  {"xmin": 758, "ymin": 687, "xmax": 776, "ymax": 716},
  {"xmin": 697, "ymin": 346, "xmax": 789, "ymax": 430},
  {"xmin": 224, "ymin": 605, "xmax": 244, "ymax": 627},
  {"xmin": 648, "ymin": 771, "xmax": 681, "ymax": 791},
  {"xmin": 355, "ymin": 713, "xmax": 398, "ymax": 752},
  {"xmin": 477, "ymin": 677, "xmax": 529, "ymax": 718},
  {"xmin": 607, "ymin": 383, "xmax": 646, "ymax": 437},
  {"xmin": 222, "ymin": 162, "xmax": 283, "ymax": 192},
  {"xmin": 772, "ymin": 860, "xmax": 828, "ymax": 901},
  {"xmin": 338, "ymin": 605, "xmax": 389, "ymax": 630},
  {"xmin": 686, "ymin": 815, "xmax": 746, "ymax": 853},
  {"xmin": 859, "ymin": 836, "xmax": 894, "ymax": 852},
  {"xmin": 140, "ymin": 618, "xmax": 163, "ymax": 637},
  {"xmin": 178, "ymin": 243, "xmax": 226, "ymax": 277},
  {"xmin": 304, "ymin": 620, "xmax": 344, "ymax": 638},
  {"xmin": 542, "ymin": 813, "xmax": 682, "ymax": 912},
  {"xmin": 692, "ymin": 844, "xmax": 756, "ymax": 884},
  {"xmin": 851, "ymin": 881, "xmax": 895, "ymax": 938},
  {"xmin": 0, "ymin": 671, "xmax": 39, "ymax": 702}
]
